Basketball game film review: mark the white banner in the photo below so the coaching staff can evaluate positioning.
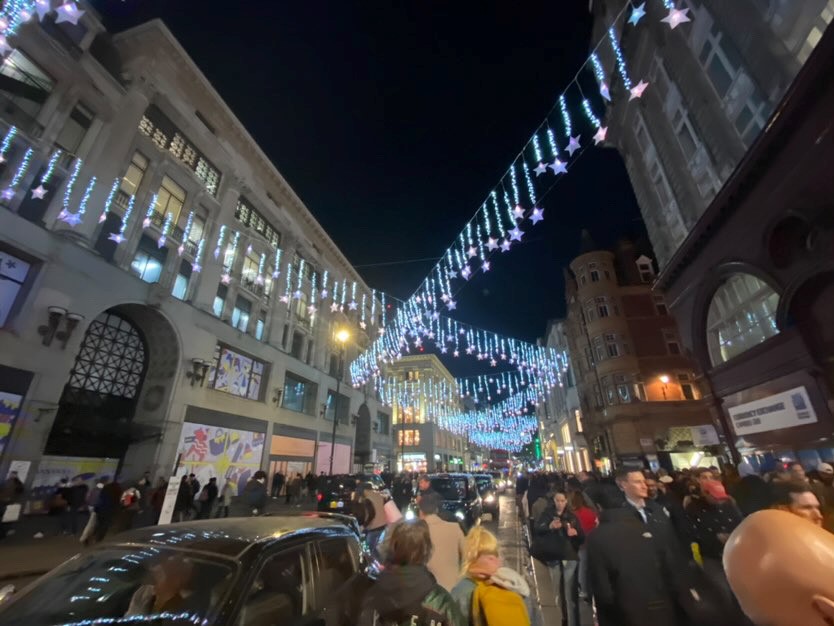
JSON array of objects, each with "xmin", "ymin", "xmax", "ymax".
[
  {"xmin": 728, "ymin": 386, "xmax": 817, "ymax": 436},
  {"xmin": 157, "ymin": 472, "xmax": 186, "ymax": 526},
  {"xmin": 691, "ymin": 425, "xmax": 720, "ymax": 446}
]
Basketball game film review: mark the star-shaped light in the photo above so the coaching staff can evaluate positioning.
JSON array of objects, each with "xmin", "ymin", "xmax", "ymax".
[
  {"xmin": 272, "ymin": 270, "xmax": 280, "ymax": 280},
  {"xmin": 192, "ymin": 263, "xmax": 202, "ymax": 273},
  {"xmin": 534, "ymin": 162, "xmax": 548, "ymax": 176},
  {"xmin": 0, "ymin": 36, "xmax": 11, "ymax": 57},
  {"xmin": 307, "ymin": 305, "xmax": 318, "ymax": 316},
  {"xmin": 530, "ymin": 207, "xmax": 544, "ymax": 225},
  {"xmin": 348, "ymin": 300, "xmax": 358, "ymax": 310},
  {"xmin": 98, "ymin": 213, "xmax": 107, "ymax": 223},
  {"xmin": 254, "ymin": 275, "xmax": 265, "ymax": 286},
  {"xmin": 177, "ymin": 244, "xmax": 185, "ymax": 256},
  {"xmin": 629, "ymin": 80, "xmax": 649, "ymax": 100},
  {"xmin": 549, "ymin": 159, "xmax": 567, "ymax": 175},
  {"xmin": 0, "ymin": 188, "xmax": 16, "ymax": 201},
  {"xmin": 441, "ymin": 293, "xmax": 450, "ymax": 302},
  {"xmin": 330, "ymin": 302, "xmax": 340, "ymax": 313},
  {"xmin": 0, "ymin": 155, "xmax": 5, "ymax": 164},
  {"xmin": 280, "ymin": 295, "xmax": 290, "ymax": 304},
  {"xmin": 359, "ymin": 320, "xmax": 367, "ymax": 330},
  {"xmin": 35, "ymin": 0, "xmax": 51, "ymax": 21},
  {"xmin": 431, "ymin": 311, "xmax": 440, "ymax": 320},
  {"xmin": 378, "ymin": 327, "xmax": 385, "ymax": 336},
  {"xmin": 293, "ymin": 289, "xmax": 302, "ymax": 300},
  {"xmin": 320, "ymin": 289, "xmax": 329, "ymax": 299},
  {"xmin": 466, "ymin": 346, "xmax": 475, "ymax": 355},
  {"xmin": 221, "ymin": 273, "xmax": 232, "ymax": 285},
  {"xmin": 157, "ymin": 236, "xmax": 167, "ymax": 248},
  {"xmin": 482, "ymin": 260, "xmax": 491, "ymax": 271},
  {"xmin": 467, "ymin": 245, "xmax": 478, "ymax": 258},
  {"xmin": 414, "ymin": 337, "xmax": 422, "ymax": 348},
  {"xmin": 108, "ymin": 233, "xmax": 125, "ymax": 244},
  {"xmin": 490, "ymin": 359, "xmax": 497, "ymax": 367},
  {"xmin": 599, "ymin": 83, "xmax": 611, "ymax": 101},
  {"xmin": 55, "ymin": 2, "xmax": 85, "ymax": 25},
  {"xmin": 59, "ymin": 211, "xmax": 82, "ymax": 227},
  {"xmin": 628, "ymin": 2, "xmax": 646, "ymax": 25},
  {"xmin": 453, "ymin": 350, "xmax": 460, "ymax": 358},
  {"xmin": 142, "ymin": 217, "xmax": 151, "ymax": 228},
  {"xmin": 661, "ymin": 7, "xmax": 691, "ymax": 29},
  {"xmin": 486, "ymin": 237, "xmax": 499, "ymax": 251},
  {"xmin": 460, "ymin": 266, "xmax": 472, "ymax": 280},
  {"xmin": 509, "ymin": 226, "xmax": 524, "ymax": 242},
  {"xmin": 593, "ymin": 126, "xmax": 608, "ymax": 145},
  {"xmin": 512, "ymin": 205, "xmax": 526, "ymax": 220},
  {"xmin": 440, "ymin": 346, "xmax": 448, "ymax": 354},
  {"xmin": 446, "ymin": 299, "xmax": 457, "ymax": 311},
  {"xmin": 500, "ymin": 353, "xmax": 507, "ymax": 360},
  {"xmin": 566, "ymin": 135, "xmax": 581, "ymax": 156},
  {"xmin": 500, "ymin": 240, "xmax": 511, "ymax": 252}
]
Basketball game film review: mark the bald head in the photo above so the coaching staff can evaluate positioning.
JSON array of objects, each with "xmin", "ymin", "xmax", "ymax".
[{"xmin": 724, "ymin": 509, "xmax": 834, "ymax": 626}]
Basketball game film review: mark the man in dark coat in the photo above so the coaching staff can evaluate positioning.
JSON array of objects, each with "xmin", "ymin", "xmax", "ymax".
[
  {"xmin": 728, "ymin": 462, "xmax": 772, "ymax": 517},
  {"xmin": 198, "ymin": 477, "xmax": 219, "ymax": 519}
]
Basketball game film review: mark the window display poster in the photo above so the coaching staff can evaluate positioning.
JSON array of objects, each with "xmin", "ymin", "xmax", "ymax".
[
  {"xmin": 0, "ymin": 391, "xmax": 23, "ymax": 459},
  {"xmin": 177, "ymin": 421, "xmax": 265, "ymax": 496},
  {"xmin": 29, "ymin": 456, "xmax": 120, "ymax": 512}
]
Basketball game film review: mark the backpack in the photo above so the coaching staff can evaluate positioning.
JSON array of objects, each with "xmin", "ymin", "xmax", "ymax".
[{"xmin": 471, "ymin": 580, "xmax": 530, "ymax": 626}]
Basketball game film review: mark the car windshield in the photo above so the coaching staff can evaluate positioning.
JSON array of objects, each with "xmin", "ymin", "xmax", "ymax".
[
  {"xmin": 475, "ymin": 476, "xmax": 492, "ymax": 492},
  {"xmin": 321, "ymin": 476, "xmax": 357, "ymax": 492},
  {"xmin": 431, "ymin": 477, "xmax": 468, "ymax": 501},
  {"xmin": 0, "ymin": 547, "xmax": 234, "ymax": 626}
]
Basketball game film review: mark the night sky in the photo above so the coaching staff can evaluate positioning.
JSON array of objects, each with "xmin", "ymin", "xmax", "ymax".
[{"xmin": 94, "ymin": 0, "xmax": 647, "ymax": 353}]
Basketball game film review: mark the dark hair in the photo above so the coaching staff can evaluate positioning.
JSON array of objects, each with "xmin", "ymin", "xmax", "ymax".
[
  {"xmin": 253, "ymin": 470, "xmax": 267, "ymax": 481},
  {"xmin": 771, "ymin": 481, "xmax": 817, "ymax": 507},
  {"xmin": 418, "ymin": 492, "xmax": 441, "ymax": 515},
  {"xmin": 568, "ymin": 490, "xmax": 586, "ymax": 511},
  {"xmin": 614, "ymin": 467, "xmax": 642, "ymax": 483},
  {"xmin": 386, "ymin": 520, "xmax": 433, "ymax": 566}
]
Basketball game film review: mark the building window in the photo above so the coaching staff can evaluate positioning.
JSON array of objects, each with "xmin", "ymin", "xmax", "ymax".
[
  {"xmin": 633, "ymin": 381, "xmax": 647, "ymax": 401},
  {"xmin": 55, "ymin": 103, "xmax": 94, "ymax": 156},
  {"xmin": 679, "ymin": 374, "xmax": 697, "ymax": 400},
  {"xmin": 241, "ymin": 250, "xmax": 260, "ymax": 292},
  {"xmin": 282, "ymin": 371, "xmax": 316, "ymax": 414},
  {"xmin": 213, "ymin": 284, "xmax": 227, "ymax": 318},
  {"xmin": 0, "ymin": 249, "xmax": 32, "ymax": 327},
  {"xmin": 325, "ymin": 390, "xmax": 350, "ymax": 424},
  {"xmin": 291, "ymin": 331, "xmax": 305, "ymax": 360},
  {"xmin": 671, "ymin": 108, "xmax": 698, "ymax": 160},
  {"xmin": 595, "ymin": 297, "xmax": 610, "ymax": 318},
  {"xmin": 706, "ymin": 273, "xmax": 780, "ymax": 365},
  {"xmin": 561, "ymin": 423, "xmax": 571, "ymax": 446},
  {"xmin": 593, "ymin": 336, "xmax": 605, "ymax": 362},
  {"xmin": 398, "ymin": 429, "xmax": 421, "ymax": 446},
  {"xmin": 699, "ymin": 23, "xmax": 743, "ymax": 99},
  {"xmin": 255, "ymin": 314, "xmax": 266, "ymax": 341},
  {"xmin": 604, "ymin": 333, "xmax": 620, "ymax": 358},
  {"xmin": 171, "ymin": 260, "xmax": 192, "ymax": 300},
  {"xmin": 306, "ymin": 340, "xmax": 314, "ymax": 365},
  {"xmin": 208, "ymin": 343, "xmax": 266, "ymax": 400},
  {"xmin": 663, "ymin": 329, "xmax": 681, "ymax": 355},
  {"xmin": 638, "ymin": 259, "xmax": 654, "ymax": 283},
  {"xmin": 733, "ymin": 87, "xmax": 769, "ymax": 146},
  {"xmin": 231, "ymin": 296, "xmax": 251, "ymax": 332},
  {"xmin": 295, "ymin": 292, "xmax": 310, "ymax": 326},
  {"xmin": 234, "ymin": 197, "xmax": 281, "ymax": 248},
  {"xmin": 153, "ymin": 176, "xmax": 186, "ymax": 228},
  {"xmin": 584, "ymin": 304, "xmax": 595, "ymax": 322},
  {"xmin": 654, "ymin": 295, "xmax": 668, "ymax": 315},
  {"xmin": 0, "ymin": 50, "xmax": 54, "ymax": 130},
  {"xmin": 574, "ymin": 409, "xmax": 583, "ymax": 433},
  {"xmin": 589, "ymin": 263, "xmax": 600, "ymax": 282},
  {"xmin": 377, "ymin": 413, "xmax": 390, "ymax": 435},
  {"xmin": 593, "ymin": 383, "xmax": 603, "ymax": 408},
  {"xmin": 119, "ymin": 151, "xmax": 148, "ymax": 201},
  {"xmin": 130, "ymin": 235, "xmax": 167, "ymax": 284}
]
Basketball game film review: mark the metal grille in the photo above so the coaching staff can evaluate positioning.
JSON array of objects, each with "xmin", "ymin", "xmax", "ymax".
[{"xmin": 67, "ymin": 312, "xmax": 147, "ymax": 399}]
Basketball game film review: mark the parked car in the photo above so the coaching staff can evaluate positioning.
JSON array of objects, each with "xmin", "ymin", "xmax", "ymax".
[
  {"xmin": 489, "ymin": 471, "xmax": 508, "ymax": 493},
  {"xmin": 474, "ymin": 473, "xmax": 499, "ymax": 521},
  {"xmin": 428, "ymin": 473, "xmax": 482, "ymax": 532},
  {"xmin": 316, "ymin": 474, "xmax": 380, "ymax": 513},
  {"xmin": 0, "ymin": 514, "xmax": 368, "ymax": 626}
]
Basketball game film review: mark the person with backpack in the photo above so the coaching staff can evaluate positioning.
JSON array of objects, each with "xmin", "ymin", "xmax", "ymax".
[{"xmin": 451, "ymin": 527, "xmax": 530, "ymax": 626}]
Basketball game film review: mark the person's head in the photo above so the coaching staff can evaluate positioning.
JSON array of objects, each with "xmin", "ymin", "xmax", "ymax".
[
  {"xmin": 180, "ymin": 475, "xmax": 188, "ymax": 484},
  {"xmin": 418, "ymin": 492, "xmax": 441, "ymax": 518},
  {"xmin": 644, "ymin": 474, "xmax": 658, "ymax": 499},
  {"xmin": 209, "ymin": 477, "xmax": 216, "ymax": 484},
  {"xmin": 385, "ymin": 520, "xmax": 433, "ymax": 567},
  {"xmin": 418, "ymin": 474, "xmax": 430, "ymax": 492},
  {"xmin": 189, "ymin": 474, "xmax": 196, "ymax": 481},
  {"xmin": 817, "ymin": 463, "xmax": 834, "ymax": 485},
  {"xmin": 790, "ymin": 462, "xmax": 808, "ymax": 483},
  {"xmin": 253, "ymin": 470, "xmax": 267, "ymax": 483},
  {"xmin": 771, "ymin": 482, "xmax": 823, "ymax": 527},
  {"xmin": 461, "ymin": 526, "xmax": 501, "ymax": 577},
  {"xmin": 568, "ymin": 490, "xmax": 586, "ymax": 512},
  {"xmin": 552, "ymin": 490, "xmax": 570, "ymax": 514},
  {"xmin": 658, "ymin": 475, "xmax": 673, "ymax": 493},
  {"xmin": 703, "ymin": 480, "xmax": 732, "ymax": 506},
  {"xmin": 615, "ymin": 468, "xmax": 648, "ymax": 502},
  {"xmin": 694, "ymin": 468, "xmax": 715, "ymax": 493},
  {"xmin": 150, "ymin": 555, "xmax": 194, "ymax": 594}
]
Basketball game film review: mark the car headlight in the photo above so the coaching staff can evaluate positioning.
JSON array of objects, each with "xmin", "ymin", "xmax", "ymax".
[
  {"xmin": 485, "ymin": 494, "xmax": 495, "ymax": 503},
  {"xmin": 454, "ymin": 510, "xmax": 465, "ymax": 521},
  {"xmin": 405, "ymin": 509, "xmax": 416, "ymax": 521}
]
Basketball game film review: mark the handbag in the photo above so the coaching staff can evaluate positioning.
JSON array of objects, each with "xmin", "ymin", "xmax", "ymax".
[{"xmin": 530, "ymin": 530, "xmax": 569, "ymax": 563}]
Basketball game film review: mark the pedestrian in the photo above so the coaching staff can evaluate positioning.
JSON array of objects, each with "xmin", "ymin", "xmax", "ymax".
[
  {"xmin": 197, "ymin": 477, "xmax": 219, "ymax": 519},
  {"xmin": 360, "ymin": 489, "xmax": 389, "ymax": 562},
  {"xmin": 54, "ymin": 478, "xmax": 72, "ymax": 534},
  {"xmin": 451, "ymin": 526, "xmax": 530, "ymax": 626},
  {"xmin": 417, "ymin": 492, "xmax": 465, "ymax": 592},
  {"xmin": 727, "ymin": 462, "xmax": 771, "ymax": 517},
  {"xmin": 173, "ymin": 476, "xmax": 192, "ymax": 523},
  {"xmin": 272, "ymin": 471, "xmax": 285, "ymax": 499},
  {"xmin": 216, "ymin": 480, "xmax": 234, "ymax": 518},
  {"xmin": 0, "ymin": 470, "xmax": 24, "ymax": 539},
  {"xmin": 306, "ymin": 471, "xmax": 317, "ymax": 502},
  {"xmin": 810, "ymin": 462, "xmax": 834, "ymax": 529},
  {"xmin": 64, "ymin": 476, "xmax": 87, "ymax": 535},
  {"xmin": 150, "ymin": 477, "xmax": 167, "ymax": 524},
  {"xmin": 532, "ymin": 489, "xmax": 583, "ymax": 626},
  {"xmin": 289, "ymin": 473, "xmax": 303, "ymax": 506},
  {"xmin": 568, "ymin": 490, "xmax": 596, "ymax": 600},
  {"xmin": 242, "ymin": 470, "xmax": 268, "ymax": 515},
  {"xmin": 93, "ymin": 476, "xmax": 122, "ymax": 542},
  {"xmin": 357, "ymin": 520, "xmax": 465, "ymax": 626},
  {"xmin": 188, "ymin": 474, "xmax": 200, "ymax": 518},
  {"xmin": 770, "ymin": 481, "xmax": 824, "ymax": 527}
]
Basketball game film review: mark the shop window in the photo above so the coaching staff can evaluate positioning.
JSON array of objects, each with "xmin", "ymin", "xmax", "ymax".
[
  {"xmin": 706, "ymin": 273, "xmax": 780, "ymax": 365},
  {"xmin": 663, "ymin": 329, "xmax": 681, "ymax": 355},
  {"xmin": 255, "ymin": 313, "xmax": 266, "ymax": 341},
  {"xmin": 213, "ymin": 284, "xmax": 227, "ymax": 318},
  {"xmin": 231, "ymin": 296, "xmax": 251, "ymax": 332},
  {"xmin": 130, "ymin": 235, "xmax": 166, "ymax": 284},
  {"xmin": 171, "ymin": 260, "xmax": 192, "ymax": 300},
  {"xmin": 398, "ymin": 429, "xmax": 421, "ymax": 446},
  {"xmin": 282, "ymin": 371, "xmax": 318, "ymax": 415},
  {"xmin": 0, "ymin": 248, "xmax": 33, "ymax": 327},
  {"xmin": 325, "ymin": 390, "xmax": 350, "ymax": 424},
  {"xmin": 208, "ymin": 343, "xmax": 266, "ymax": 400}
]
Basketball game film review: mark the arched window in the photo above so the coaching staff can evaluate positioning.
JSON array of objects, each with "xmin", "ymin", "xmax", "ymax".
[{"xmin": 706, "ymin": 273, "xmax": 780, "ymax": 365}]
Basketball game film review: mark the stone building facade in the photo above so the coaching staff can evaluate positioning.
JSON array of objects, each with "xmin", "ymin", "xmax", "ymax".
[{"xmin": 0, "ymin": 9, "xmax": 391, "ymax": 506}]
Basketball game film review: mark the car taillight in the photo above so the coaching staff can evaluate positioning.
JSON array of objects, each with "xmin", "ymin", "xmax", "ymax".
[{"xmin": 317, "ymin": 492, "xmax": 323, "ymax": 502}]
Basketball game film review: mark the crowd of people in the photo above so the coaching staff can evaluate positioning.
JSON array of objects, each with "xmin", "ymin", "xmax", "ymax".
[{"xmin": 516, "ymin": 460, "xmax": 834, "ymax": 626}]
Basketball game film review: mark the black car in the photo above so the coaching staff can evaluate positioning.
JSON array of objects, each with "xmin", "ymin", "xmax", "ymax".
[
  {"xmin": 428, "ymin": 473, "xmax": 482, "ymax": 532},
  {"xmin": 0, "ymin": 514, "xmax": 368, "ymax": 626},
  {"xmin": 316, "ymin": 474, "xmax": 380, "ymax": 514},
  {"xmin": 474, "ymin": 473, "xmax": 499, "ymax": 521}
]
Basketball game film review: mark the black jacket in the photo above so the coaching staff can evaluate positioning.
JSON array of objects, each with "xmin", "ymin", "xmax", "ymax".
[
  {"xmin": 534, "ymin": 505, "xmax": 584, "ymax": 560},
  {"xmin": 728, "ymin": 475, "xmax": 771, "ymax": 517},
  {"xmin": 684, "ymin": 497, "xmax": 742, "ymax": 560}
]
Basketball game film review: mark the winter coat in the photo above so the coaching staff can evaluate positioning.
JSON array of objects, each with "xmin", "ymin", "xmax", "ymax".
[
  {"xmin": 728, "ymin": 475, "xmax": 772, "ymax": 517},
  {"xmin": 357, "ymin": 565, "xmax": 465, "ymax": 626},
  {"xmin": 533, "ymin": 505, "xmax": 584, "ymax": 561},
  {"xmin": 423, "ymin": 513, "xmax": 465, "ymax": 592},
  {"xmin": 684, "ymin": 496, "xmax": 742, "ymax": 560},
  {"xmin": 451, "ymin": 567, "xmax": 530, "ymax": 626},
  {"xmin": 242, "ymin": 479, "xmax": 268, "ymax": 512}
]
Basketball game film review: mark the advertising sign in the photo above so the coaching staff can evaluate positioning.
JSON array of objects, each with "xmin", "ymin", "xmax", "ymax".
[
  {"xmin": 0, "ymin": 392, "xmax": 23, "ymax": 459},
  {"xmin": 728, "ymin": 386, "xmax": 817, "ymax": 436},
  {"xmin": 157, "ymin": 471, "xmax": 186, "ymax": 526}
]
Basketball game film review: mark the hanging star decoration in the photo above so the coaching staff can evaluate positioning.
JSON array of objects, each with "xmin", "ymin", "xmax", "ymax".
[
  {"xmin": 293, "ymin": 289, "xmax": 303, "ymax": 300},
  {"xmin": 549, "ymin": 159, "xmax": 567, "ymax": 175},
  {"xmin": 348, "ymin": 300, "xmax": 358, "ymax": 311},
  {"xmin": 1, "ymin": 188, "xmax": 14, "ymax": 200},
  {"xmin": 509, "ymin": 226, "xmax": 524, "ymax": 242},
  {"xmin": 534, "ymin": 162, "xmax": 548, "ymax": 176},
  {"xmin": 320, "ymin": 289, "xmax": 329, "ymax": 299},
  {"xmin": 599, "ymin": 83, "xmax": 611, "ymax": 101},
  {"xmin": 359, "ymin": 320, "xmax": 367, "ymax": 330},
  {"xmin": 467, "ymin": 245, "xmax": 478, "ymax": 258},
  {"xmin": 460, "ymin": 266, "xmax": 472, "ymax": 280},
  {"xmin": 446, "ymin": 299, "xmax": 457, "ymax": 311},
  {"xmin": 308, "ymin": 304, "xmax": 318, "ymax": 316},
  {"xmin": 55, "ymin": 2, "xmax": 85, "ymax": 25},
  {"xmin": 661, "ymin": 7, "xmax": 691, "ymax": 29},
  {"xmin": 512, "ymin": 205, "xmax": 526, "ymax": 220},
  {"xmin": 482, "ymin": 260, "xmax": 491, "ymax": 271},
  {"xmin": 628, "ymin": 2, "xmax": 646, "ymax": 26},
  {"xmin": 35, "ymin": 0, "xmax": 52, "ymax": 21},
  {"xmin": 108, "ymin": 233, "xmax": 125, "ymax": 244},
  {"xmin": 280, "ymin": 295, "xmax": 290, "ymax": 304},
  {"xmin": 192, "ymin": 262, "xmax": 202, "ymax": 273},
  {"xmin": 500, "ymin": 240, "xmax": 511, "ymax": 252},
  {"xmin": 330, "ymin": 302, "xmax": 340, "ymax": 313},
  {"xmin": 59, "ymin": 210, "xmax": 82, "ymax": 227},
  {"xmin": 221, "ymin": 273, "xmax": 232, "ymax": 285},
  {"xmin": 593, "ymin": 126, "xmax": 608, "ymax": 145},
  {"xmin": 486, "ymin": 237, "xmax": 499, "ymax": 251},
  {"xmin": 490, "ymin": 359, "xmax": 498, "ymax": 367},
  {"xmin": 453, "ymin": 349, "xmax": 460, "ymax": 357},
  {"xmin": 629, "ymin": 80, "xmax": 649, "ymax": 100},
  {"xmin": 566, "ymin": 136, "xmax": 581, "ymax": 157},
  {"xmin": 530, "ymin": 207, "xmax": 544, "ymax": 225}
]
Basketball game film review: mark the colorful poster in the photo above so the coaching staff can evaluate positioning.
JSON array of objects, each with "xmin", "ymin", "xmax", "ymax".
[
  {"xmin": 208, "ymin": 346, "xmax": 263, "ymax": 400},
  {"xmin": 29, "ymin": 456, "xmax": 120, "ymax": 512},
  {"xmin": 0, "ymin": 391, "xmax": 23, "ymax": 459},
  {"xmin": 177, "ymin": 421, "xmax": 265, "ymax": 496}
]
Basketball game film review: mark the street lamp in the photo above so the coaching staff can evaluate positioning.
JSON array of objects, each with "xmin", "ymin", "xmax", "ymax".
[
  {"xmin": 329, "ymin": 328, "xmax": 350, "ymax": 475},
  {"xmin": 659, "ymin": 374, "xmax": 670, "ymax": 400}
]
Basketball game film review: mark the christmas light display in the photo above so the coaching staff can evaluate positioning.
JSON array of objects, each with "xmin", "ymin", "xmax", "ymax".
[
  {"xmin": 60, "ymin": 175, "xmax": 95, "ymax": 227},
  {"xmin": 108, "ymin": 194, "xmax": 134, "ymax": 244},
  {"xmin": 32, "ymin": 148, "xmax": 62, "ymax": 200},
  {"xmin": 0, "ymin": 126, "xmax": 15, "ymax": 164},
  {"xmin": 192, "ymin": 238, "xmax": 205, "ymax": 273},
  {"xmin": 2, "ymin": 146, "xmax": 32, "ymax": 201},
  {"xmin": 178, "ymin": 211, "xmax": 195, "ymax": 256},
  {"xmin": 157, "ymin": 211, "xmax": 173, "ymax": 247},
  {"xmin": 214, "ymin": 225, "xmax": 227, "ymax": 260},
  {"xmin": 98, "ymin": 178, "xmax": 119, "ymax": 223}
]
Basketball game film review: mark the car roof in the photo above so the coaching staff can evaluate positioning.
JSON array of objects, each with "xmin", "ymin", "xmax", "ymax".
[{"xmin": 109, "ymin": 514, "xmax": 356, "ymax": 558}]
